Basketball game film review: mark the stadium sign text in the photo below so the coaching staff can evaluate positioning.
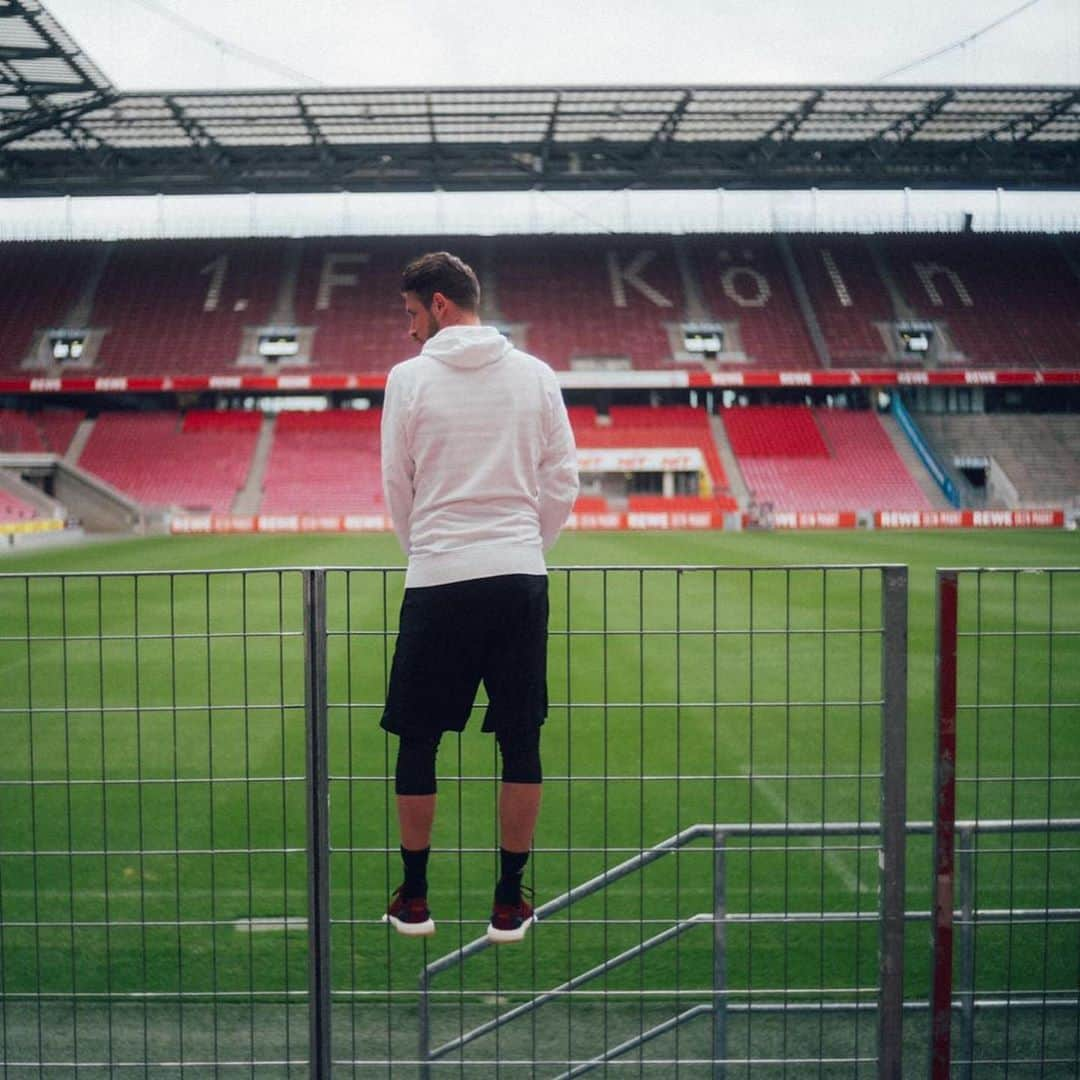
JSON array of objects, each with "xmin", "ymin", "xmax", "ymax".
[
  {"xmin": 5, "ymin": 370, "xmax": 1080, "ymax": 396},
  {"xmin": 170, "ymin": 507, "xmax": 1067, "ymax": 535}
]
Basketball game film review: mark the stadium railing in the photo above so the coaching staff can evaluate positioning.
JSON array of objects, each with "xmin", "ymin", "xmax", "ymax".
[
  {"xmin": 930, "ymin": 568, "xmax": 1080, "ymax": 1079},
  {"xmin": 323, "ymin": 564, "xmax": 912, "ymax": 1077},
  {"xmin": 1, "ymin": 562, "xmax": 1076, "ymax": 1077},
  {"xmin": 889, "ymin": 395, "xmax": 960, "ymax": 509}
]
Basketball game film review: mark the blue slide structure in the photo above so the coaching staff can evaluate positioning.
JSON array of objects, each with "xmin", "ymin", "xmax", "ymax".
[{"xmin": 890, "ymin": 395, "xmax": 961, "ymax": 508}]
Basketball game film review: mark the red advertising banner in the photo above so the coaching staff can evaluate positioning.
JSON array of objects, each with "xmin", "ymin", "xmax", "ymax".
[
  {"xmin": 170, "ymin": 513, "xmax": 393, "ymax": 534},
  {"xmin": 769, "ymin": 511, "xmax": 860, "ymax": 529},
  {"xmin": 171, "ymin": 509, "xmax": 729, "ymax": 534},
  {"xmin": 171, "ymin": 507, "xmax": 1066, "ymax": 534},
  {"xmin": 875, "ymin": 509, "xmax": 1065, "ymax": 529}
]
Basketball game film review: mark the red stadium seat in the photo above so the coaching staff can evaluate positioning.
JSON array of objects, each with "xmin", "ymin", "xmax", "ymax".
[
  {"xmin": 881, "ymin": 234, "xmax": 1080, "ymax": 368},
  {"xmin": 791, "ymin": 237, "xmax": 894, "ymax": 366},
  {"xmin": 0, "ymin": 409, "xmax": 49, "ymax": 453},
  {"xmin": 77, "ymin": 411, "xmax": 259, "ymax": 511},
  {"xmin": 35, "ymin": 408, "xmax": 86, "ymax": 455},
  {"xmin": 1, "ymin": 234, "xmax": 1078, "ymax": 376},
  {"xmin": 90, "ymin": 241, "xmax": 278, "ymax": 375},
  {"xmin": 182, "ymin": 409, "xmax": 262, "ymax": 433},
  {"xmin": 726, "ymin": 408, "xmax": 932, "ymax": 511},
  {"xmin": 0, "ymin": 490, "xmax": 42, "ymax": 523},
  {"xmin": 626, "ymin": 494, "xmax": 737, "ymax": 513},
  {"xmin": 571, "ymin": 404, "xmax": 733, "ymax": 502},
  {"xmin": 497, "ymin": 239, "xmax": 682, "ymax": 369},
  {"xmin": 260, "ymin": 409, "xmax": 384, "ymax": 514},
  {"xmin": 721, "ymin": 405, "xmax": 829, "ymax": 458},
  {"xmin": 688, "ymin": 237, "xmax": 820, "ymax": 369},
  {"xmin": 0, "ymin": 243, "xmax": 97, "ymax": 369},
  {"xmin": 572, "ymin": 495, "xmax": 610, "ymax": 513}
]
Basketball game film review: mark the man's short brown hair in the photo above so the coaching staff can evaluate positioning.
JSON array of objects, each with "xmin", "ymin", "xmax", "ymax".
[{"xmin": 401, "ymin": 251, "xmax": 480, "ymax": 311}]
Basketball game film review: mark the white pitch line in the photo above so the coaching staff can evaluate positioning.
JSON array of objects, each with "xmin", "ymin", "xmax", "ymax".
[
  {"xmin": 748, "ymin": 775, "xmax": 869, "ymax": 895},
  {"xmin": 233, "ymin": 916, "xmax": 307, "ymax": 933},
  {"xmin": 0, "ymin": 886, "xmax": 267, "ymax": 900}
]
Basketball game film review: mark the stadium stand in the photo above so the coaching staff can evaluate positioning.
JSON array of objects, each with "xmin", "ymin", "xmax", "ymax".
[
  {"xmin": 259, "ymin": 409, "xmax": 384, "ymax": 514},
  {"xmin": 34, "ymin": 408, "xmax": 85, "ymax": 456},
  {"xmin": 180, "ymin": 410, "xmax": 263, "ymax": 435},
  {"xmin": 0, "ymin": 408, "xmax": 86, "ymax": 454},
  {"xmin": 76, "ymin": 410, "xmax": 260, "ymax": 511},
  {"xmin": 882, "ymin": 234, "xmax": 1080, "ymax": 368},
  {"xmin": 91, "ymin": 241, "xmax": 278, "ymax": 374},
  {"xmin": 572, "ymin": 404, "xmax": 737, "ymax": 508},
  {"xmin": 916, "ymin": 412, "xmax": 1080, "ymax": 508},
  {"xmin": 725, "ymin": 406, "xmax": 934, "ymax": 511},
  {"xmin": 497, "ymin": 239, "xmax": 682, "ymax": 370},
  {"xmin": 2, "ymin": 234, "xmax": 1079, "ymax": 375},
  {"xmin": 0, "ymin": 488, "xmax": 40, "ymax": 523},
  {"xmin": 0, "ymin": 242, "xmax": 98, "ymax": 370},
  {"xmin": 291, "ymin": 240, "xmax": 419, "ymax": 372},
  {"xmin": 565, "ymin": 404, "xmax": 599, "ymax": 428},
  {"xmin": 0, "ymin": 408, "xmax": 48, "ymax": 452},
  {"xmin": 572, "ymin": 494, "xmax": 610, "ymax": 513},
  {"xmin": 626, "ymin": 494, "xmax": 727, "ymax": 513},
  {"xmin": 687, "ymin": 237, "xmax": 819, "ymax": 368},
  {"xmin": 53, "ymin": 403, "xmax": 1070, "ymax": 520},
  {"xmin": 723, "ymin": 404, "xmax": 830, "ymax": 458},
  {"xmin": 792, "ymin": 236, "xmax": 895, "ymax": 366}
]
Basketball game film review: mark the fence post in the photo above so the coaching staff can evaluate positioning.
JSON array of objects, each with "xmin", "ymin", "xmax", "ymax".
[
  {"xmin": 929, "ymin": 569, "xmax": 959, "ymax": 1080},
  {"xmin": 878, "ymin": 565, "xmax": 907, "ymax": 1080},
  {"xmin": 304, "ymin": 569, "xmax": 332, "ymax": 1079},
  {"xmin": 712, "ymin": 828, "xmax": 727, "ymax": 1080},
  {"xmin": 418, "ymin": 969, "xmax": 432, "ymax": 1080},
  {"xmin": 958, "ymin": 825, "xmax": 975, "ymax": 1080}
]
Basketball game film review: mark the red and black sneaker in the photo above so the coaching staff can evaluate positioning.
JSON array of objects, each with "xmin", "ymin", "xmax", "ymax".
[
  {"xmin": 382, "ymin": 886, "xmax": 435, "ymax": 937},
  {"xmin": 487, "ymin": 884, "xmax": 534, "ymax": 944}
]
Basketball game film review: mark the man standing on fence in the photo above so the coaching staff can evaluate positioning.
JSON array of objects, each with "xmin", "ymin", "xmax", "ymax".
[{"xmin": 379, "ymin": 251, "xmax": 579, "ymax": 942}]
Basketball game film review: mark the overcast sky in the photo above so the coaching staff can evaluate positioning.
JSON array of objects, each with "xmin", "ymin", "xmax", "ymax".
[{"xmin": 45, "ymin": 0, "xmax": 1080, "ymax": 91}]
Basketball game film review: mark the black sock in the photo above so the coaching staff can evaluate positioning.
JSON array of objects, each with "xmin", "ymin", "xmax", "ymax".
[
  {"xmin": 400, "ymin": 846, "xmax": 430, "ymax": 899},
  {"xmin": 496, "ymin": 848, "xmax": 529, "ymax": 904}
]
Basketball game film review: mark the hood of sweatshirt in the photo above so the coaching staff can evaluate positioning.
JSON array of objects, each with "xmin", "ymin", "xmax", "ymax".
[{"xmin": 421, "ymin": 324, "xmax": 512, "ymax": 370}]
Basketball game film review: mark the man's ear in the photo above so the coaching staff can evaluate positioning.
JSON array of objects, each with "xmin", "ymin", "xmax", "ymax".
[{"xmin": 430, "ymin": 291, "xmax": 449, "ymax": 318}]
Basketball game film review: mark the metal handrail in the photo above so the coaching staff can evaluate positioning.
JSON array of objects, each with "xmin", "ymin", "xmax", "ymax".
[
  {"xmin": 419, "ymin": 817, "xmax": 1080, "ymax": 1077},
  {"xmin": 420, "ymin": 819, "xmax": 885, "ymax": 1078}
]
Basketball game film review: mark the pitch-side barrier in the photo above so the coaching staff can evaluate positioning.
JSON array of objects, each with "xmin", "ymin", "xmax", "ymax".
[
  {"xmin": 1, "ymin": 563, "xmax": 1077, "ymax": 1076},
  {"xmin": 167, "ymin": 507, "xmax": 1069, "ymax": 533}
]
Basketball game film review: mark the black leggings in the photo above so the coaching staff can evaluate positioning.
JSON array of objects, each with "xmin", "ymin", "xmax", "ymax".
[{"xmin": 394, "ymin": 728, "xmax": 542, "ymax": 795}]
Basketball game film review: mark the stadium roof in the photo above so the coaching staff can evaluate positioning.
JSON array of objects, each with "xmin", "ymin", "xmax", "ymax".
[
  {"xmin": 1, "ymin": 3, "xmax": 1078, "ymax": 195},
  {"xmin": 1, "ymin": 83, "xmax": 1077, "ymax": 196},
  {"xmin": 0, "ymin": 0, "xmax": 115, "ymax": 151}
]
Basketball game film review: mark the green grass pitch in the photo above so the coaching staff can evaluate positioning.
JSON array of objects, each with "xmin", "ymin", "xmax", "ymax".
[{"xmin": 1, "ymin": 528, "xmax": 1077, "ymax": 1072}]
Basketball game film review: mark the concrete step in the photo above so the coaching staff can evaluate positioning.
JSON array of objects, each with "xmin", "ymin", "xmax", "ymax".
[
  {"xmin": 65, "ymin": 417, "xmax": 95, "ymax": 464},
  {"xmin": 709, "ymin": 413, "xmax": 747, "ymax": 507},
  {"xmin": 233, "ymin": 414, "xmax": 275, "ymax": 515},
  {"xmin": 0, "ymin": 466, "xmax": 66, "ymax": 519},
  {"xmin": 877, "ymin": 411, "xmax": 954, "ymax": 511}
]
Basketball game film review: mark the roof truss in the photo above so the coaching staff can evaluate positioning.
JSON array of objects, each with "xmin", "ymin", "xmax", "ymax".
[
  {"xmin": 0, "ymin": 0, "xmax": 115, "ymax": 150},
  {"xmin": 1, "ymin": 70, "xmax": 1078, "ymax": 193}
]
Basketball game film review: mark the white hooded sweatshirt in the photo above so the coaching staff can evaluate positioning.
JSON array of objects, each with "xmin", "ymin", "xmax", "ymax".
[{"xmin": 381, "ymin": 324, "xmax": 579, "ymax": 589}]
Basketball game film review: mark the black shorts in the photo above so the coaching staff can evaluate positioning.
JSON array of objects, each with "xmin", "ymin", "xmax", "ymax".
[{"xmin": 380, "ymin": 573, "xmax": 549, "ymax": 740}]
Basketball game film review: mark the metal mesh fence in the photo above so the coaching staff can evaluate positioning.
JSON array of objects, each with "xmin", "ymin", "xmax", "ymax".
[
  {"xmin": 931, "ymin": 568, "xmax": 1080, "ymax": 1080},
  {"xmin": 0, "ymin": 570, "xmax": 310, "ymax": 1076},
  {"xmin": 327, "ymin": 565, "xmax": 906, "ymax": 1078},
  {"xmin": 0, "ymin": 564, "xmax": 906, "ymax": 1077}
]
